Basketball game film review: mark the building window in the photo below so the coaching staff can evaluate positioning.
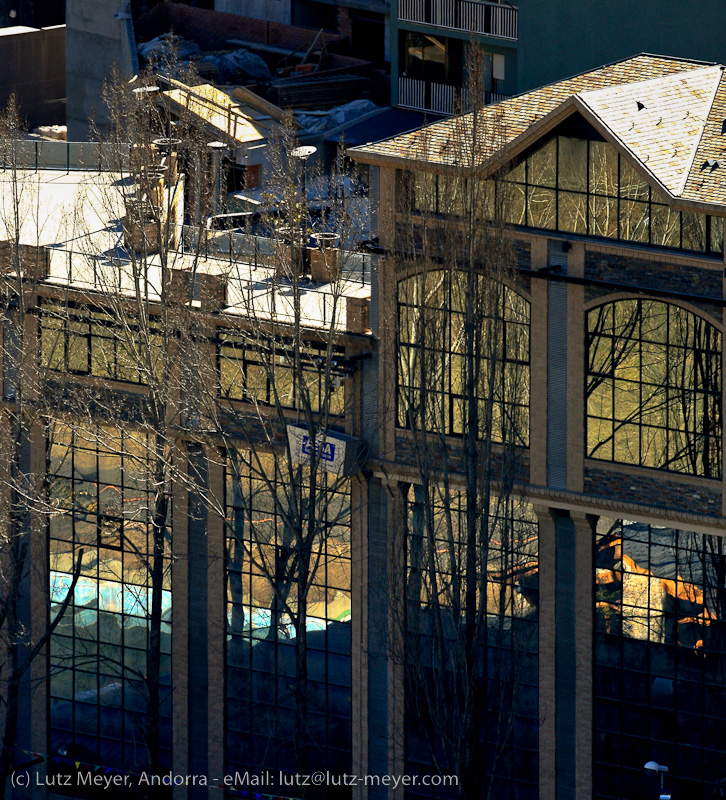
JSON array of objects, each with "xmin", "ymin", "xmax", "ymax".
[
  {"xmin": 594, "ymin": 517, "xmax": 726, "ymax": 798},
  {"xmin": 400, "ymin": 31, "xmax": 463, "ymax": 86},
  {"xmin": 586, "ymin": 299, "xmax": 722, "ymax": 478},
  {"xmin": 405, "ymin": 488, "xmax": 538, "ymax": 799},
  {"xmin": 225, "ymin": 453, "xmax": 352, "ymax": 784},
  {"xmin": 39, "ymin": 299, "xmax": 162, "ymax": 385},
  {"xmin": 402, "ymin": 171, "xmax": 492, "ymax": 218},
  {"xmin": 218, "ymin": 334, "xmax": 346, "ymax": 415},
  {"xmin": 397, "ymin": 269, "xmax": 530, "ymax": 445},
  {"xmin": 48, "ymin": 423, "xmax": 172, "ymax": 770},
  {"xmin": 500, "ymin": 132, "xmax": 724, "ymax": 254}
]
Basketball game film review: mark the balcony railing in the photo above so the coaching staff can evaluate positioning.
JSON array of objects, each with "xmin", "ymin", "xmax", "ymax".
[
  {"xmin": 398, "ymin": 0, "xmax": 518, "ymax": 39},
  {"xmin": 398, "ymin": 77, "xmax": 509, "ymax": 115}
]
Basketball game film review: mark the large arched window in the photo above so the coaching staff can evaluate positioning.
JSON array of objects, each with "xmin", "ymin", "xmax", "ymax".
[
  {"xmin": 397, "ymin": 269, "xmax": 530, "ymax": 446},
  {"xmin": 586, "ymin": 299, "xmax": 722, "ymax": 477}
]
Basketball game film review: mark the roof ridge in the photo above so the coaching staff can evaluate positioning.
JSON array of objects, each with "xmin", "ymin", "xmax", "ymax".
[
  {"xmin": 634, "ymin": 52, "xmax": 719, "ymax": 67},
  {"xmin": 353, "ymin": 54, "xmax": 716, "ymax": 153},
  {"xmin": 501, "ymin": 53, "xmax": 718, "ymax": 106},
  {"xmin": 575, "ymin": 62, "xmax": 724, "ymax": 99}
]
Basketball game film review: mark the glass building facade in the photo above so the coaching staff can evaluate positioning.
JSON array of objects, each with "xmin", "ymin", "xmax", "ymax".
[
  {"xmin": 501, "ymin": 130, "xmax": 724, "ymax": 255},
  {"xmin": 48, "ymin": 422, "xmax": 172, "ymax": 770},
  {"xmin": 13, "ymin": 61, "xmax": 726, "ymax": 800},
  {"xmin": 397, "ymin": 269, "xmax": 530, "ymax": 445},
  {"xmin": 594, "ymin": 518, "xmax": 726, "ymax": 798},
  {"xmin": 218, "ymin": 334, "xmax": 347, "ymax": 415},
  {"xmin": 404, "ymin": 488, "xmax": 539, "ymax": 799},
  {"xmin": 225, "ymin": 453, "xmax": 352, "ymax": 794},
  {"xmin": 404, "ymin": 122, "xmax": 726, "ymax": 258},
  {"xmin": 40, "ymin": 299, "xmax": 162, "ymax": 386}
]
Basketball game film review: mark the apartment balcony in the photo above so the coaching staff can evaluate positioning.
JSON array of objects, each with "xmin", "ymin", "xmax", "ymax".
[
  {"xmin": 398, "ymin": 77, "xmax": 509, "ymax": 115},
  {"xmin": 398, "ymin": 0, "xmax": 518, "ymax": 40}
]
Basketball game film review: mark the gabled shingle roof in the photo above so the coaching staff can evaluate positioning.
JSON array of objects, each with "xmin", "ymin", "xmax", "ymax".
[
  {"xmin": 350, "ymin": 54, "xmax": 726, "ymax": 209},
  {"xmin": 576, "ymin": 66, "xmax": 722, "ymax": 197}
]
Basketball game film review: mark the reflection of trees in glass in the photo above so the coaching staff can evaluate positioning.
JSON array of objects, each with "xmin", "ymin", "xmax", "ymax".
[
  {"xmin": 586, "ymin": 299, "xmax": 721, "ymax": 477},
  {"xmin": 225, "ymin": 453, "xmax": 351, "ymax": 779},
  {"xmin": 219, "ymin": 335, "xmax": 346, "ymax": 415},
  {"xmin": 407, "ymin": 489, "xmax": 538, "ymax": 618},
  {"xmin": 39, "ymin": 300, "xmax": 163, "ymax": 385},
  {"xmin": 190, "ymin": 115, "xmax": 365, "ymax": 787},
  {"xmin": 48, "ymin": 423, "xmax": 172, "ymax": 771},
  {"xmin": 405, "ymin": 488, "xmax": 539, "ymax": 800},
  {"xmin": 397, "ymin": 269, "xmax": 530, "ymax": 446},
  {"xmin": 594, "ymin": 518, "xmax": 726, "ymax": 796},
  {"xmin": 496, "ymin": 132, "xmax": 723, "ymax": 254}
]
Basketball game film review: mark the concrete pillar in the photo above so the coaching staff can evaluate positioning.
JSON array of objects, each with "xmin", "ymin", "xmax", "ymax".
[
  {"xmin": 536, "ymin": 505, "xmax": 556, "ymax": 800},
  {"xmin": 172, "ymin": 455, "xmax": 189, "ymax": 800},
  {"xmin": 207, "ymin": 456, "xmax": 226, "ymax": 798},
  {"xmin": 566, "ymin": 243, "xmax": 585, "ymax": 494},
  {"xmin": 538, "ymin": 507, "xmax": 595, "ymax": 800}
]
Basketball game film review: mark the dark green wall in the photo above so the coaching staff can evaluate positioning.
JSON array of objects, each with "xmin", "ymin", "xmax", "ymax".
[{"xmin": 517, "ymin": 0, "xmax": 726, "ymax": 92}]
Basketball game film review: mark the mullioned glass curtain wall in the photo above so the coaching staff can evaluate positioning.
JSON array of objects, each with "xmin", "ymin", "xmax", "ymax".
[
  {"xmin": 48, "ymin": 423, "xmax": 172, "ymax": 771},
  {"xmin": 407, "ymin": 121, "xmax": 724, "ymax": 256},
  {"xmin": 405, "ymin": 489, "xmax": 539, "ymax": 799},
  {"xmin": 595, "ymin": 518, "xmax": 726, "ymax": 799},
  {"xmin": 225, "ymin": 454, "xmax": 352, "ymax": 794}
]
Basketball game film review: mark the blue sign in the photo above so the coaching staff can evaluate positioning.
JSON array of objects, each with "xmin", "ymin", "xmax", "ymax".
[{"xmin": 301, "ymin": 435, "xmax": 336, "ymax": 462}]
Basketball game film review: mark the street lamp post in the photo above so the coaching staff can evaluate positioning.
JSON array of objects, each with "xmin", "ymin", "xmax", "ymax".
[
  {"xmin": 290, "ymin": 145, "xmax": 316, "ymax": 276},
  {"xmin": 207, "ymin": 141, "xmax": 229, "ymax": 218},
  {"xmin": 644, "ymin": 760, "xmax": 670, "ymax": 800}
]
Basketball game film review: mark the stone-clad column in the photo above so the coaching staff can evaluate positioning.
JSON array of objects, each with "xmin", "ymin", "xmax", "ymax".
[
  {"xmin": 29, "ymin": 422, "xmax": 48, "ymax": 800},
  {"xmin": 571, "ymin": 513, "xmax": 594, "ymax": 800},
  {"xmin": 536, "ymin": 505, "xmax": 556, "ymax": 800},
  {"xmin": 172, "ymin": 451, "xmax": 189, "ymax": 800},
  {"xmin": 187, "ymin": 445, "xmax": 209, "ymax": 800},
  {"xmin": 351, "ymin": 474, "xmax": 369, "ymax": 800},
  {"xmin": 365, "ymin": 476, "xmax": 408, "ymax": 800},
  {"xmin": 206, "ymin": 455, "xmax": 226, "ymax": 798},
  {"xmin": 566, "ymin": 243, "xmax": 585, "ymax": 494},
  {"xmin": 538, "ymin": 507, "xmax": 595, "ymax": 800},
  {"xmin": 367, "ymin": 477, "xmax": 390, "ymax": 799}
]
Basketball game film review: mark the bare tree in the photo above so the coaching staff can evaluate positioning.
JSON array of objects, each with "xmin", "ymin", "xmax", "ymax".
[
  {"xmin": 187, "ymin": 119, "xmax": 371, "ymax": 787},
  {"xmin": 34, "ymin": 59, "xmax": 212, "ymax": 787},
  {"xmin": 0, "ymin": 98, "xmax": 86, "ymax": 799},
  {"xmin": 390, "ymin": 50, "xmax": 538, "ymax": 799}
]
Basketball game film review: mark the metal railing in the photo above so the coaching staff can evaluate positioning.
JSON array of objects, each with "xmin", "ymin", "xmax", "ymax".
[
  {"xmin": 184, "ymin": 226, "xmax": 374, "ymax": 286},
  {"xmin": 0, "ymin": 140, "xmax": 130, "ymax": 172},
  {"xmin": 398, "ymin": 77, "xmax": 509, "ymax": 115},
  {"xmin": 398, "ymin": 0, "xmax": 517, "ymax": 39},
  {"xmin": 44, "ymin": 245, "xmax": 347, "ymax": 329}
]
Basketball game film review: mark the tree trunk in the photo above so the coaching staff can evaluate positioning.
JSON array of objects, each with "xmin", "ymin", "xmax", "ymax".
[{"xmin": 145, "ymin": 469, "xmax": 169, "ymax": 791}]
